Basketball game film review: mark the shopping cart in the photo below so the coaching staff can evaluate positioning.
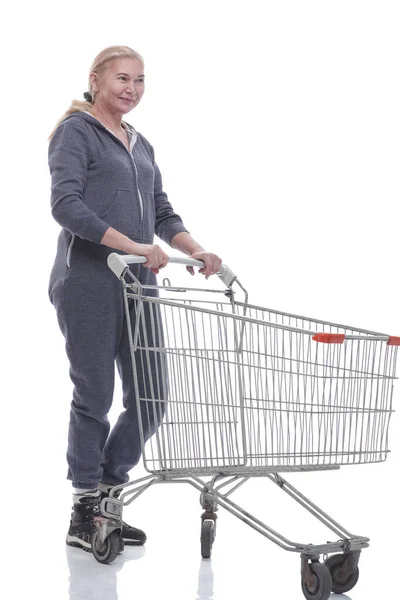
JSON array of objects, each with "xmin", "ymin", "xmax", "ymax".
[{"xmin": 93, "ymin": 253, "xmax": 398, "ymax": 600}]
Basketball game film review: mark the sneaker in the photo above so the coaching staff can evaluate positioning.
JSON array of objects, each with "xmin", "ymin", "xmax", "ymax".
[
  {"xmin": 66, "ymin": 490, "xmax": 124, "ymax": 553},
  {"xmin": 99, "ymin": 488, "xmax": 147, "ymax": 546}
]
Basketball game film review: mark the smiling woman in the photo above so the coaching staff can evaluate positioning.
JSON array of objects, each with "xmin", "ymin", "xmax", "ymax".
[
  {"xmin": 88, "ymin": 58, "xmax": 146, "ymax": 142},
  {"xmin": 48, "ymin": 46, "xmax": 146, "ymax": 141},
  {"xmin": 46, "ymin": 44, "xmax": 222, "ymax": 558}
]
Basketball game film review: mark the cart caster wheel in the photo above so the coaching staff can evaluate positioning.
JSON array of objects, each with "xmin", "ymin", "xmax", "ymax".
[
  {"xmin": 201, "ymin": 520, "xmax": 215, "ymax": 559},
  {"xmin": 91, "ymin": 530, "xmax": 120, "ymax": 564},
  {"xmin": 325, "ymin": 553, "xmax": 359, "ymax": 594},
  {"xmin": 301, "ymin": 562, "xmax": 332, "ymax": 600}
]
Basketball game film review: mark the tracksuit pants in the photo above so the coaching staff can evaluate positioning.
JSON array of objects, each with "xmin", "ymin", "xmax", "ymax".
[{"xmin": 49, "ymin": 236, "xmax": 165, "ymax": 489}]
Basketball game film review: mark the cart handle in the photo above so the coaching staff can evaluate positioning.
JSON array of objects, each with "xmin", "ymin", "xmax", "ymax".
[{"xmin": 107, "ymin": 252, "xmax": 237, "ymax": 287}]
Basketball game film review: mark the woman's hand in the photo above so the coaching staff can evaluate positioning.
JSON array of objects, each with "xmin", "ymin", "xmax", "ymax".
[
  {"xmin": 101, "ymin": 229, "xmax": 168, "ymax": 274},
  {"xmin": 186, "ymin": 251, "xmax": 223, "ymax": 279},
  {"xmin": 133, "ymin": 243, "xmax": 169, "ymax": 274}
]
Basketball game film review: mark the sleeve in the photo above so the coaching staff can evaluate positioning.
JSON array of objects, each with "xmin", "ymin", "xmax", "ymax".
[
  {"xmin": 142, "ymin": 136, "xmax": 190, "ymax": 246},
  {"xmin": 48, "ymin": 118, "xmax": 111, "ymax": 244}
]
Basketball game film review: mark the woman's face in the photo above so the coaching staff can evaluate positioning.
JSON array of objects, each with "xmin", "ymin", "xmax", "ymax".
[{"xmin": 91, "ymin": 57, "xmax": 145, "ymax": 115}]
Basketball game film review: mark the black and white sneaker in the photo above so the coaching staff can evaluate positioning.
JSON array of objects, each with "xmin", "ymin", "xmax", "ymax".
[{"xmin": 66, "ymin": 490, "xmax": 124, "ymax": 553}]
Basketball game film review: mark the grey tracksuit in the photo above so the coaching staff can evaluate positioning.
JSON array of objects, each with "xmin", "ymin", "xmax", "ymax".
[{"xmin": 48, "ymin": 111, "xmax": 188, "ymax": 489}]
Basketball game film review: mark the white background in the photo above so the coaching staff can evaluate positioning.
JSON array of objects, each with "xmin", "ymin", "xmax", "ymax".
[{"xmin": 1, "ymin": 1, "xmax": 399, "ymax": 599}]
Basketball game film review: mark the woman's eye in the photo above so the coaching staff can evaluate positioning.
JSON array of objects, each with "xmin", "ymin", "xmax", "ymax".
[{"xmin": 118, "ymin": 76, "xmax": 144, "ymax": 83}]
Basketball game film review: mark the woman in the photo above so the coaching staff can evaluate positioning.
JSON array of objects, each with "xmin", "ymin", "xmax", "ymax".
[{"xmin": 48, "ymin": 45, "xmax": 222, "ymax": 553}]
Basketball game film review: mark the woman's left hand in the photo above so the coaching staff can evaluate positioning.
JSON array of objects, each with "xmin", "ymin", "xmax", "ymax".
[{"xmin": 187, "ymin": 251, "xmax": 223, "ymax": 279}]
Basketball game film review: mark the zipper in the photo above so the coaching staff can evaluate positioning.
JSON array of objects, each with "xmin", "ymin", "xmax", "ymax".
[{"xmin": 130, "ymin": 154, "xmax": 143, "ymax": 221}]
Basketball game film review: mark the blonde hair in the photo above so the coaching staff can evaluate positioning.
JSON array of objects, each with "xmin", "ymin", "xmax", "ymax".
[{"xmin": 48, "ymin": 45, "xmax": 144, "ymax": 141}]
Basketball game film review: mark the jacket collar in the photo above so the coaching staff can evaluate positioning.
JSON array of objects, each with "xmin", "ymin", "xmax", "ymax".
[{"xmin": 64, "ymin": 110, "xmax": 137, "ymax": 136}]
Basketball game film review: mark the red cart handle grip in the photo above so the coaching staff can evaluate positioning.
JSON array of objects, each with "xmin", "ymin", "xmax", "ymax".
[{"xmin": 312, "ymin": 333, "xmax": 346, "ymax": 344}]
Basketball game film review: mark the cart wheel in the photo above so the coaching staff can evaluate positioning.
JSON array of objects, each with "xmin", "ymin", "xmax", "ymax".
[
  {"xmin": 301, "ymin": 562, "xmax": 332, "ymax": 600},
  {"xmin": 325, "ymin": 553, "xmax": 359, "ymax": 594},
  {"xmin": 201, "ymin": 520, "xmax": 215, "ymax": 559},
  {"xmin": 91, "ymin": 530, "xmax": 120, "ymax": 564}
]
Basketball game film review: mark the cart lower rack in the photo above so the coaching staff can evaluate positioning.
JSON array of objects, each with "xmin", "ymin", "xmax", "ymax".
[{"xmin": 93, "ymin": 254, "xmax": 399, "ymax": 600}]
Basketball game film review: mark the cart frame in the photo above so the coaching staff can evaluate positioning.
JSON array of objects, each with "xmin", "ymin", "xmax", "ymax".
[{"xmin": 97, "ymin": 253, "xmax": 399, "ymax": 600}]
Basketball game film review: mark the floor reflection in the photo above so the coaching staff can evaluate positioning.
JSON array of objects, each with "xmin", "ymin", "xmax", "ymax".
[
  {"xmin": 67, "ymin": 544, "xmax": 355, "ymax": 599},
  {"xmin": 194, "ymin": 560, "xmax": 354, "ymax": 600},
  {"xmin": 196, "ymin": 559, "xmax": 214, "ymax": 599},
  {"xmin": 66, "ymin": 545, "xmax": 145, "ymax": 600}
]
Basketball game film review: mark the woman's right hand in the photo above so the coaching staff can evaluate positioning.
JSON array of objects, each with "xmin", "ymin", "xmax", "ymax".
[
  {"xmin": 100, "ymin": 229, "xmax": 169, "ymax": 274},
  {"xmin": 131, "ymin": 243, "xmax": 169, "ymax": 274}
]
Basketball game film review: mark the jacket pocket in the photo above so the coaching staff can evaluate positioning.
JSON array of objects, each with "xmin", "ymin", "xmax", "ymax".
[{"xmin": 99, "ymin": 188, "xmax": 141, "ymax": 238}]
